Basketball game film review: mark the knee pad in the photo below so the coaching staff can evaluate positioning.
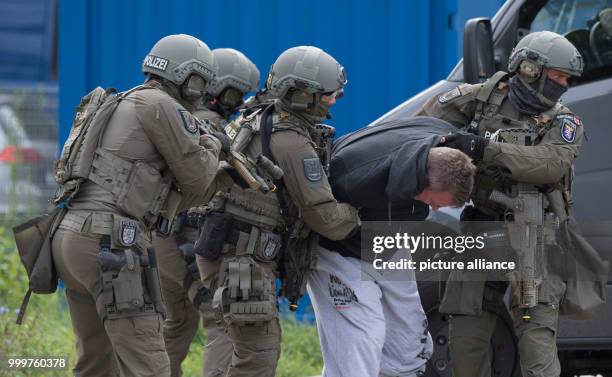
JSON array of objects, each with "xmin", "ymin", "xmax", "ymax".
[{"xmin": 213, "ymin": 257, "xmax": 277, "ymax": 326}]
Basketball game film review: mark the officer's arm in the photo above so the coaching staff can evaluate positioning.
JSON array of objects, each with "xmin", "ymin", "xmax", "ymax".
[
  {"xmin": 482, "ymin": 115, "xmax": 583, "ymax": 184},
  {"xmin": 138, "ymin": 101, "xmax": 222, "ymax": 196},
  {"xmin": 415, "ymin": 84, "xmax": 478, "ymax": 129},
  {"xmin": 270, "ymin": 131, "xmax": 360, "ymax": 240}
]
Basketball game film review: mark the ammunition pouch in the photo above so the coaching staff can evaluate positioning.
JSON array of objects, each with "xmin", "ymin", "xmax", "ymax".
[
  {"xmin": 97, "ymin": 240, "xmax": 166, "ymax": 320},
  {"xmin": 87, "ymin": 148, "xmax": 181, "ymax": 229},
  {"xmin": 213, "ymin": 257, "xmax": 277, "ymax": 326},
  {"xmin": 194, "ymin": 211, "xmax": 234, "ymax": 261},
  {"xmin": 222, "ymin": 185, "xmax": 284, "ymax": 231},
  {"xmin": 223, "ymin": 219, "xmax": 282, "ymax": 263}
]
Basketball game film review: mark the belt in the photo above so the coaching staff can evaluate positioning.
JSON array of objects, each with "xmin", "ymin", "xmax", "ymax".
[{"xmin": 60, "ymin": 210, "xmax": 149, "ymax": 249}]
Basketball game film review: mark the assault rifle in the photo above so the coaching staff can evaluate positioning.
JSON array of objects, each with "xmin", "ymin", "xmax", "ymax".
[
  {"xmin": 203, "ymin": 118, "xmax": 283, "ymax": 194},
  {"xmin": 487, "ymin": 128, "xmax": 557, "ymax": 321}
]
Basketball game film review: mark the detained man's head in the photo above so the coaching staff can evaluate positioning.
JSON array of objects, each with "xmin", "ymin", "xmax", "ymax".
[{"xmin": 414, "ymin": 147, "xmax": 476, "ymax": 211}]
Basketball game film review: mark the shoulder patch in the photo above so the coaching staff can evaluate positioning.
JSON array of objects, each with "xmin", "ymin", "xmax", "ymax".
[
  {"xmin": 177, "ymin": 108, "xmax": 199, "ymax": 134},
  {"xmin": 556, "ymin": 114, "xmax": 581, "ymax": 143},
  {"xmin": 438, "ymin": 87, "xmax": 461, "ymax": 104},
  {"xmin": 303, "ymin": 157, "xmax": 322, "ymax": 182}
]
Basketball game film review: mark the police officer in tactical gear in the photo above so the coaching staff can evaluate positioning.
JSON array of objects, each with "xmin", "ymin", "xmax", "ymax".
[
  {"xmin": 153, "ymin": 48, "xmax": 260, "ymax": 377},
  {"xmin": 417, "ymin": 31, "xmax": 586, "ymax": 377},
  {"xmin": 52, "ymin": 34, "xmax": 223, "ymax": 377},
  {"xmin": 197, "ymin": 46, "xmax": 360, "ymax": 377},
  {"xmin": 198, "ymin": 48, "xmax": 261, "ymax": 125}
]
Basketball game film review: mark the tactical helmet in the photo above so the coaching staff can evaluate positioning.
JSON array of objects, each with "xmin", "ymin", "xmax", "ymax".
[
  {"xmin": 266, "ymin": 46, "xmax": 346, "ymax": 101},
  {"xmin": 507, "ymin": 31, "xmax": 583, "ymax": 77},
  {"xmin": 207, "ymin": 49, "xmax": 260, "ymax": 97},
  {"xmin": 142, "ymin": 34, "xmax": 217, "ymax": 86}
]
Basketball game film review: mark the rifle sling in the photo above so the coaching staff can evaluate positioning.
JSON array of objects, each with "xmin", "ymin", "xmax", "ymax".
[{"xmin": 259, "ymin": 105, "xmax": 291, "ymax": 228}]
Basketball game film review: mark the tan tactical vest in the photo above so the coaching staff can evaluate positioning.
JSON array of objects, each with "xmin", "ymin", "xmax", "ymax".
[
  {"xmin": 467, "ymin": 72, "xmax": 572, "ymax": 217},
  {"xmin": 54, "ymin": 84, "xmax": 180, "ymax": 230}
]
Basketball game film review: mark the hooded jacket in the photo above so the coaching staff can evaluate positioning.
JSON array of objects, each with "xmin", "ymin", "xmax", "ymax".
[{"xmin": 321, "ymin": 116, "xmax": 458, "ymax": 259}]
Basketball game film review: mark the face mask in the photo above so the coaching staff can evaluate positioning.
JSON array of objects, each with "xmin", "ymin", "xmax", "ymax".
[
  {"xmin": 508, "ymin": 75, "xmax": 554, "ymax": 115},
  {"xmin": 216, "ymin": 87, "xmax": 245, "ymax": 116},
  {"xmin": 541, "ymin": 75, "xmax": 568, "ymax": 104}
]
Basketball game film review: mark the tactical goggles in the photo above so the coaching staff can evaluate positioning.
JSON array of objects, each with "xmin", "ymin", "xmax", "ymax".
[{"xmin": 321, "ymin": 89, "xmax": 344, "ymax": 100}]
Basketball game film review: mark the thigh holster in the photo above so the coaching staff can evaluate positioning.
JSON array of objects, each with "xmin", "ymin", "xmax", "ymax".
[
  {"xmin": 97, "ymin": 236, "xmax": 166, "ymax": 321},
  {"xmin": 212, "ymin": 257, "xmax": 277, "ymax": 326}
]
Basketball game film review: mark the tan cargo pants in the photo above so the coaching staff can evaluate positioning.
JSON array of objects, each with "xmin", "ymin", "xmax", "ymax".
[
  {"xmin": 154, "ymin": 230, "xmax": 200, "ymax": 377},
  {"xmin": 197, "ymin": 254, "xmax": 281, "ymax": 377},
  {"xmin": 449, "ymin": 281, "xmax": 565, "ymax": 377},
  {"xmin": 52, "ymin": 227, "xmax": 170, "ymax": 377}
]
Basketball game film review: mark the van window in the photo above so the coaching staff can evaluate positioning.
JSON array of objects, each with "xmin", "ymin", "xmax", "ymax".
[{"xmin": 528, "ymin": 0, "xmax": 612, "ymax": 85}]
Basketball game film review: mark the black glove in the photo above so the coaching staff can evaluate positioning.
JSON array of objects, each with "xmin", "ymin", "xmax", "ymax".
[
  {"xmin": 442, "ymin": 132, "xmax": 489, "ymax": 160},
  {"xmin": 211, "ymin": 131, "xmax": 231, "ymax": 157}
]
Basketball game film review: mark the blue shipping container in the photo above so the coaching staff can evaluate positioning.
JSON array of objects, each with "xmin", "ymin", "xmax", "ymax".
[{"xmin": 58, "ymin": 0, "xmax": 504, "ymax": 143}]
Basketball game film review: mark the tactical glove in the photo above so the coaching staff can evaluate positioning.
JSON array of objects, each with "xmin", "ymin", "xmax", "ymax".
[
  {"xmin": 211, "ymin": 131, "xmax": 231, "ymax": 158},
  {"xmin": 442, "ymin": 132, "xmax": 489, "ymax": 160}
]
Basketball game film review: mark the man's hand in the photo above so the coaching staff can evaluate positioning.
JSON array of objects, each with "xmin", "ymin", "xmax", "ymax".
[
  {"xmin": 441, "ymin": 132, "xmax": 489, "ymax": 160},
  {"xmin": 211, "ymin": 131, "xmax": 231, "ymax": 158}
]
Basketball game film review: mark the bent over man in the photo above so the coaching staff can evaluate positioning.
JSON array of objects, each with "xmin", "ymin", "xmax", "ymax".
[{"xmin": 308, "ymin": 117, "xmax": 477, "ymax": 377}]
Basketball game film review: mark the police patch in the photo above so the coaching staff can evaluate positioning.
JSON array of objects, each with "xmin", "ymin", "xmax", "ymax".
[
  {"xmin": 260, "ymin": 232, "xmax": 280, "ymax": 260},
  {"xmin": 438, "ymin": 87, "xmax": 461, "ymax": 104},
  {"xmin": 143, "ymin": 55, "xmax": 169, "ymax": 71},
  {"xmin": 178, "ymin": 109, "xmax": 199, "ymax": 134},
  {"xmin": 556, "ymin": 114, "xmax": 581, "ymax": 143},
  {"xmin": 303, "ymin": 158, "xmax": 322, "ymax": 182},
  {"xmin": 118, "ymin": 220, "xmax": 137, "ymax": 247}
]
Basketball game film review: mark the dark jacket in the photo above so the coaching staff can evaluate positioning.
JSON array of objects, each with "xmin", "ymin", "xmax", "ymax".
[{"xmin": 321, "ymin": 116, "xmax": 458, "ymax": 259}]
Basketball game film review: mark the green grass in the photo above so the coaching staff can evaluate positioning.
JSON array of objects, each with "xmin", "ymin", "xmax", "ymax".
[
  {"xmin": 0, "ymin": 226, "xmax": 323, "ymax": 376},
  {"xmin": 180, "ymin": 320, "xmax": 323, "ymax": 377}
]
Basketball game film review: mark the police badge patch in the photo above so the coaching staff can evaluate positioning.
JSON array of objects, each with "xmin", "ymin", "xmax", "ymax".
[
  {"xmin": 178, "ymin": 109, "xmax": 199, "ymax": 134},
  {"xmin": 557, "ymin": 114, "xmax": 581, "ymax": 143},
  {"xmin": 438, "ymin": 87, "xmax": 461, "ymax": 104},
  {"xmin": 118, "ymin": 219, "xmax": 137, "ymax": 247},
  {"xmin": 257, "ymin": 232, "xmax": 280, "ymax": 261},
  {"xmin": 303, "ymin": 158, "xmax": 322, "ymax": 182}
]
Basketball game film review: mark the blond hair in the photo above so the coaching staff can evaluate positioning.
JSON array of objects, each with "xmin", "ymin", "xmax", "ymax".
[{"xmin": 427, "ymin": 147, "xmax": 477, "ymax": 206}]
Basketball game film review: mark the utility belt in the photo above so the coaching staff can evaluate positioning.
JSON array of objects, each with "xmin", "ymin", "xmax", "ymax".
[
  {"xmin": 194, "ymin": 211, "xmax": 282, "ymax": 264},
  {"xmin": 60, "ymin": 210, "xmax": 150, "ymax": 250},
  {"xmin": 97, "ymin": 235, "xmax": 165, "ymax": 320}
]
